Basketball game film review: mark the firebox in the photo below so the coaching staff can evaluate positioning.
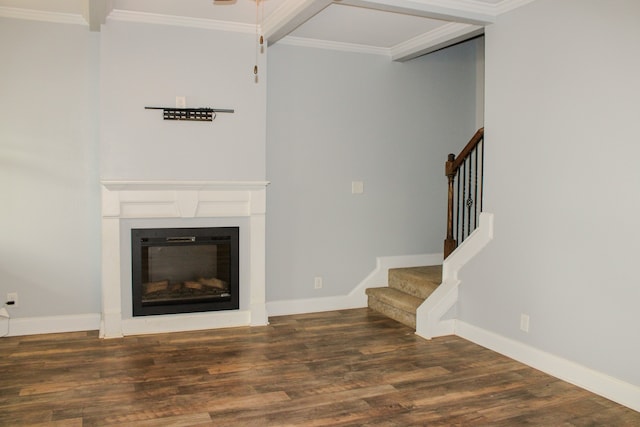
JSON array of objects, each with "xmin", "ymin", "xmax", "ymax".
[{"xmin": 131, "ymin": 227, "xmax": 239, "ymax": 316}]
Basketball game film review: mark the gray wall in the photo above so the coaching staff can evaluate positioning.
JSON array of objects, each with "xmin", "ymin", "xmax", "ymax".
[
  {"xmin": 460, "ymin": 0, "xmax": 640, "ymax": 386},
  {"xmin": 266, "ymin": 41, "xmax": 478, "ymax": 302},
  {"xmin": 1, "ymin": 14, "xmax": 478, "ymax": 322},
  {"xmin": 100, "ymin": 20, "xmax": 266, "ymax": 181},
  {"xmin": 0, "ymin": 18, "xmax": 101, "ymax": 317}
]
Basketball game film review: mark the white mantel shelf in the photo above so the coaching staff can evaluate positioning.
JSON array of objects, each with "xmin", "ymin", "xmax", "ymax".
[
  {"xmin": 100, "ymin": 180, "xmax": 269, "ymax": 338},
  {"xmin": 102, "ymin": 180, "xmax": 270, "ymax": 192}
]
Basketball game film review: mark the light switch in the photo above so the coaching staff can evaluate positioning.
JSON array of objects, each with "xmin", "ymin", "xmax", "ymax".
[
  {"xmin": 176, "ymin": 96, "xmax": 186, "ymax": 108},
  {"xmin": 352, "ymin": 181, "xmax": 364, "ymax": 194}
]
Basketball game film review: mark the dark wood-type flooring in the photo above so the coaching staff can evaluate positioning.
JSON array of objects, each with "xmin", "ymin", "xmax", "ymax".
[{"xmin": 1, "ymin": 308, "xmax": 638, "ymax": 426}]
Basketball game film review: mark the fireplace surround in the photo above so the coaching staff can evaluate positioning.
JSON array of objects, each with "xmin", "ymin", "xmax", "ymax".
[{"xmin": 100, "ymin": 181, "xmax": 268, "ymax": 338}]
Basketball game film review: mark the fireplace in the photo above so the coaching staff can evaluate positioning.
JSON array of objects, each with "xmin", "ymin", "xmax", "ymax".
[
  {"xmin": 100, "ymin": 180, "xmax": 268, "ymax": 338},
  {"xmin": 131, "ymin": 227, "xmax": 239, "ymax": 316}
]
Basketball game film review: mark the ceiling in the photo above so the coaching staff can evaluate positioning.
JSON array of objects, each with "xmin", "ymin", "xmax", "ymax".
[{"xmin": 0, "ymin": 0, "xmax": 532, "ymax": 61}]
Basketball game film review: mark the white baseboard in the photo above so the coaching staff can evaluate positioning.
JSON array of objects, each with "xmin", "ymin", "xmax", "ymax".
[
  {"xmin": 267, "ymin": 253, "xmax": 443, "ymax": 317},
  {"xmin": 456, "ymin": 320, "xmax": 640, "ymax": 413},
  {"xmin": 266, "ymin": 294, "xmax": 365, "ymax": 317},
  {"xmin": 3, "ymin": 313, "xmax": 101, "ymax": 337}
]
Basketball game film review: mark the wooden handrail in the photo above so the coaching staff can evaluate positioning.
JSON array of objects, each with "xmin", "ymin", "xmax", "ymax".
[
  {"xmin": 447, "ymin": 127, "xmax": 484, "ymax": 175},
  {"xmin": 444, "ymin": 127, "xmax": 485, "ymax": 259}
]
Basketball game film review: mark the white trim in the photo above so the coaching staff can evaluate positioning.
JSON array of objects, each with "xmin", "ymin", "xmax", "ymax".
[
  {"xmin": 267, "ymin": 253, "xmax": 442, "ymax": 317},
  {"xmin": 107, "ymin": 9, "xmax": 255, "ymax": 34},
  {"xmin": 121, "ymin": 310, "xmax": 252, "ymax": 336},
  {"xmin": 266, "ymin": 295, "xmax": 364, "ymax": 317},
  {"xmin": 456, "ymin": 321, "xmax": 640, "ymax": 413},
  {"xmin": 263, "ymin": 0, "xmax": 333, "ymax": 45},
  {"xmin": 279, "ymin": 23, "xmax": 485, "ymax": 62},
  {"xmin": 279, "ymin": 36, "xmax": 391, "ymax": 57},
  {"xmin": 340, "ymin": 0, "xmax": 531, "ymax": 19},
  {"xmin": 493, "ymin": 0, "xmax": 536, "ymax": 15},
  {"xmin": 0, "ymin": 308, "xmax": 10, "ymax": 337},
  {"xmin": 397, "ymin": 0, "xmax": 497, "ymax": 16},
  {"xmin": 0, "ymin": 6, "xmax": 87, "ymax": 26},
  {"xmin": 416, "ymin": 212, "xmax": 494, "ymax": 339},
  {"xmin": 338, "ymin": 0, "xmax": 494, "ymax": 25},
  {"xmin": 100, "ymin": 181, "xmax": 269, "ymax": 338},
  {"xmin": 3, "ymin": 314, "xmax": 101, "ymax": 337},
  {"xmin": 391, "ymin": 22, "xmax": 483, "ymax": 61},
  {"xmin": 390, "ymin": 0, "xmax": 534, "ymax": 16},
  {"xmin": 101, "ymin": 180, "xmax": 270, "ymax": 192},
  {"xmin": 441, "ymin": 211, "xmax": 494, "ymax": 281}
]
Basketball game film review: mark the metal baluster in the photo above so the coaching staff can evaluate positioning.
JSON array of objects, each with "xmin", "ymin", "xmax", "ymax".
[
  {"xmin": 466, "ymin": 155, "xmax": 472, "ymax": 240},
  {"xmin": 443, "ymin": 128, "xmax": 484, "ymax": 258},
  {"xmin": 473, "ymin": 143, "xmax": 479, "ymax": 231},
  {"xmin": 461, "ymin": 161, "xmax": 466, "ymax": 243},
  {"xmin": 480, "ymin": 137, "xmax": 484, "ymax": 213},
  {"xmin": 456, "ymin": 168, "xmax": 461, "ymax": 245}
]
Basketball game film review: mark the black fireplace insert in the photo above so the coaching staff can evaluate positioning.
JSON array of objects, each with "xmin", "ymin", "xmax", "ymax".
[{"xmin": 131, "ymin": 227, "xmax": 239, "ymax": 316}]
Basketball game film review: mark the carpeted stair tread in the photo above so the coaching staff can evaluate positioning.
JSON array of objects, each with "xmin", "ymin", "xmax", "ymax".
[
  {"xmin": 366, "ymin": 265, "xmax": 443, "ymax": 329},
  {"xmin": 388, "ymin": 265, "xmax": 442, "ymax": 299}
]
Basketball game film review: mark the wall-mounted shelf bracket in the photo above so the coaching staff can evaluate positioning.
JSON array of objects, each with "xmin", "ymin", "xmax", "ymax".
[{"xmin": 145, "ymin": 107, "xmax": 234, "ymax": 122}]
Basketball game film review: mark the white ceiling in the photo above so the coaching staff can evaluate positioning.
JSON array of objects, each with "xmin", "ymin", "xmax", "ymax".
[{"xmin": 0, "ymin": 0, "xmax": 532, "ymax": 60}]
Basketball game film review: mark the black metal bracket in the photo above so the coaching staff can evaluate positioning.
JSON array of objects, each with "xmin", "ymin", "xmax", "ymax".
[{"xmin": 145, "ymin": 107, "xmax": 234, "ymax": 122}]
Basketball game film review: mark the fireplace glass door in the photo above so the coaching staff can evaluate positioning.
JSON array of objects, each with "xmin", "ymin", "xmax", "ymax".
[{"xmin": 131, "ymin": 227, "xmax": 239, "ymax": 316}]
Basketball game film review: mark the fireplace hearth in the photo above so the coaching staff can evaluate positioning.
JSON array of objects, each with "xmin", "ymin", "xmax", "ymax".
[{"xmin": 131, "ymin": 227, "xmax": 239, "ymax": 316}]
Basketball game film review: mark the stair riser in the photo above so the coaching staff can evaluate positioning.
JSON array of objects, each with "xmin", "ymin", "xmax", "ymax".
[
  {"xmin": 368, "ymin": 296, "xmax": 416, "ymax": 329},
  {"xmin": 366, "ymin": 265, "xmax": 443, "ymax": 330}
]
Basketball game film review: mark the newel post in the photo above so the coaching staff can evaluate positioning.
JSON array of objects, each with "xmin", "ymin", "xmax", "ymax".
[{"xmin": 444, "ymin": 153, "xmax": 457, "ymax": 259}]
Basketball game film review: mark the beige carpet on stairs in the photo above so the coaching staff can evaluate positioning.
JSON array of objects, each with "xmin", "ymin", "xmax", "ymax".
[{"xmin": 366, "ymin": 265, "xmax": 442, "ymax": 329}]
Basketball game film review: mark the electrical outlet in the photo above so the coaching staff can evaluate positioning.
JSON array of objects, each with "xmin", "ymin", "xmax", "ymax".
[
  {"xmin": 520, "ymin": 313, "xmax": 529, "ymax": 332},
  {"xmin": 314, "ymin": 277, "xmax": 323, "ymax": 289},
  {"xmin": 6, "ymin": 292, "xmax": 18, "ymax": 308}
]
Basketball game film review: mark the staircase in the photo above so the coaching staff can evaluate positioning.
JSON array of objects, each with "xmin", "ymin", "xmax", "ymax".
[
  {"xmin": 366, "ymin": 265, "xmax": 442, "ymax": 329},
  {"xmin": 367, "ymin": 129, "xmax": 483, "ymax": 329}
]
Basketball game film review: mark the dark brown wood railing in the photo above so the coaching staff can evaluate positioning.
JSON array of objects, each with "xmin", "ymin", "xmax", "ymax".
[{"xmin": 444, "ymin": 127, "xmax": 484, "ymax": 259}]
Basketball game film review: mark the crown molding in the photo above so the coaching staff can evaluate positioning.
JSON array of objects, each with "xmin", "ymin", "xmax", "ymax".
[
  {"xmin": 278, "ymin": 36, "xmax": 391, "ymax": 57},
  {"xmin": 107, "ymin": 9, "xmax": 255, "ymax": 34},
  {"xmin": 0, "ymin": 6, "xmax": 87, "ymax": 26},
  {"xmin": 263, "ymin": 0, "xmax": 333, "ymax": 45},
  {"xmin": 493, "ymin": 0, "xmax": 536, "ymax": 14},
  {"xmin": 399, "ymin": 0, "xmax": 528, "ymax": 16},
  {"xmin": 339, "ymin": 0, "xmax": 495, "ymax": 26},
  {"xmin": 391, "ymin": 22, "xmax": 484, "ymax": 61},
  {"xmin": 341, "ymin": 0, "xmax": 533, "ymax": 19}
]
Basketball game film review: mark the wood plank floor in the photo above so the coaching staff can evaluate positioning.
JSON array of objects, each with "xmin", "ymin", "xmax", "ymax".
[{"xmin": 0, "ymin": 309, "xmax": 638, "ymax": 426}]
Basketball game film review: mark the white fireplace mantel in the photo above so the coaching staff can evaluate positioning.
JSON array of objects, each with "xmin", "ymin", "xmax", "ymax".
[{"xmin": 100, "ymin": 180, "xmax": 269, "ymax": 338}]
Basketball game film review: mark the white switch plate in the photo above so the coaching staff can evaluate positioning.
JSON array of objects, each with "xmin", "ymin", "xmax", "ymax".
[
  {"xmin": 176, "ymin": 96, "xmax": 186, "ymax": 108},
  {"xmin": 351, "ymin": 181, "xmax": 364, "ymax": 194},
  {"xmin": 314, "ymin": 277, "xmax": 323, "ymax": 289},
  {"xmin": 520, "ymin": 313, "xmax": 530, "ymax": 332}
]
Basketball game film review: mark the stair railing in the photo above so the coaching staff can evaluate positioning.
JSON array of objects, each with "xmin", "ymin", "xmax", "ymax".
[{"xmin": 444, "ymin": 127, "xmax": 484, "ymax": 259}]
